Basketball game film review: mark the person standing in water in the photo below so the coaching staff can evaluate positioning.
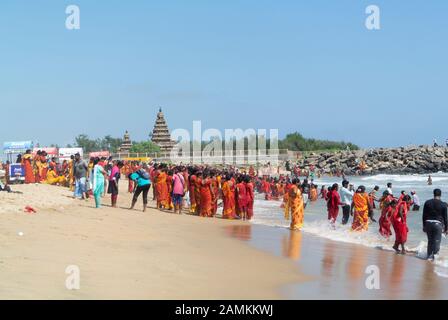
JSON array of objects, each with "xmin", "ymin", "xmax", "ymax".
[
  {"xmin": 386, "ymin": 183, "xmax": 393, "ymax": 197},
  {"xmin": 392, "ymin": 195, "xmax": 412, "ymax": 254},
  {"xmin": 422, "ymin": 189, "xmax": 448, "ymax": 260},
  {"xmin": 411, "ymin": 191, "xmax": 421, "ymax": 211},
  {"xmin": 428, "ymin": 175, "xmax": 433, "ymax": 186},
  {"xmin": 289, "ymin": 179, "xmax": 304, "ymax": 231},
  {"xmin": 340, "ymin": 180, "xmax": 354, "ymax": 225}
]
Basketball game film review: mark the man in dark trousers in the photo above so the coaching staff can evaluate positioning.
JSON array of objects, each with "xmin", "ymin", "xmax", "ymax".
[{"xmin": 423, "ymin": 189, "xmax": 448, "ymax": 260}]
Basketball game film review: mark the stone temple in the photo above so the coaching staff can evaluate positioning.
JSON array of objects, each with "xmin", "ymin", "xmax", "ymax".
[
  {"xmin": 151, "ymin": 108, "xmax": 176, "ymax": 153},
  {"xmin": 118, "ymin": 130, "xmax": 133, "ymax": 153}
]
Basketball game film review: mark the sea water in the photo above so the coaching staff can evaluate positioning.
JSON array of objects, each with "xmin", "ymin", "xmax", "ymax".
[{"xmin": 251, "ymin": 172, "xmax": 448, "ymax": 278}]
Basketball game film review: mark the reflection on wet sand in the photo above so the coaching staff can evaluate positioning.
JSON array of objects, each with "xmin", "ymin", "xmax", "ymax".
[
  {"xmin": 282, "ymin": 231, "xmax": 302, "ymax": 261},
  {"xmin": 225, "ymin": 224, "xmax": 448, "ymax": 299},
  {"xmin": 224, "ymin": 225, "xmax": 252, "ymax": 241},
  {"xmin": 419, "ymin": 259, "xmax": 442, "ymax": 300}
]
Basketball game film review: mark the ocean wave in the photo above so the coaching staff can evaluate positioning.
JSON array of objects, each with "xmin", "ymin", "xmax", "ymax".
[{"xmin": 361, "ymin": 173, "xmax": 448, "ymax": 183}]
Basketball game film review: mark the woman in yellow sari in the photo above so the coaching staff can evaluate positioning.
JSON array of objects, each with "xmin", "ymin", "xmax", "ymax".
[
  {"xmin": 351, "ymin": 186, "xmax": 372, "ymax": 231},
  {"xmin": 45, "ymin": 168, "xmax": 67, "ymax": 185},
  {"xmin": 289, "ymin": 179, "xmax": 304, "ymax": 230}
]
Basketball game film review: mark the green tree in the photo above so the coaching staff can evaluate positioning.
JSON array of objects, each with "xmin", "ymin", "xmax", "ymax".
[
  {"xmin": 129, "ymin": 141, "xmax": 161, "ymax": 154},
  {"xmin": 279, "ymin": 132, "xmax": 359, "ymax": 151},
  {"xmin": 74, "ymin": 134, "xmax": 99, "ymax": 153}
]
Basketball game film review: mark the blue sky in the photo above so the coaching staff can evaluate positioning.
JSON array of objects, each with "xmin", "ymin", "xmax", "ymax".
[{"xmin": 0, "ymin": 0, "xmax": 447, "ymax": 149}]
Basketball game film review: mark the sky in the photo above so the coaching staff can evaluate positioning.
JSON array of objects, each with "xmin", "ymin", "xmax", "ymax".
[{"xmin": 0, "ymin": 0, "xmax": 447, "ymax": 149}]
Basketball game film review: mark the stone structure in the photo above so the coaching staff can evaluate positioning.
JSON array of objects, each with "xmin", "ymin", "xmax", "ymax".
[
  {"xmin": 151, "ymin": 108, "xmax": 176, "ymax": 153},
  {"xmin": 288, "ymin": 146, "xmax": 448, "ymax": 175},
  {"xmin": 118, "ymin": 131, "xmax": 133, "ymax": 153}
]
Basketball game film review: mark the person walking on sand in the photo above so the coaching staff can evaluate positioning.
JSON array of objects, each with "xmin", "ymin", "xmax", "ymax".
[
  {"xmin": 92, "ymin": 157, "xmax": 108, "ymax": 208},
  {"xmin": 74, "ymin": 153, "xmax": 89, "ymax": 200},
  {"xmin": 172, "ymin": 168, "xmax": 186, "ymax": 214},
  {"xmin": 107, "ymin": 160, "xmax": 123, "ymax": 208},
  {"xmin": 340, "ymin": 180, "xmax": 354, "ymax": 225},
  {"xmin": 422, "ymin": 189, "xmax": 448, "ymax": 260},
  {"xmin": 129, "ymin": 164, "xmax": 152, "ymax": 212}
]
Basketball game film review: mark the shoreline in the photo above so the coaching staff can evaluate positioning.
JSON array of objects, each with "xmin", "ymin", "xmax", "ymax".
[{"xmin": 2, "ymin": 181, "xmax": 448, "ymax": 299}]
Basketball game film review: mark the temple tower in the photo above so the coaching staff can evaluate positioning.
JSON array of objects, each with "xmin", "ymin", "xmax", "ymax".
[
  {"xmin": 118, "ymin": 130, "xmax": 133, "ymax": 153},
  {"xmin": 151, "ymin": 108, "xmax": 175, "ymax": 153}
]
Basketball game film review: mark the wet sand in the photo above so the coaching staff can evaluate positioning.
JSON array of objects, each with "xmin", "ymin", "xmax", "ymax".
[{"xmin": 225, "ymin": 224, "xmax": 448, "ymax": 299}]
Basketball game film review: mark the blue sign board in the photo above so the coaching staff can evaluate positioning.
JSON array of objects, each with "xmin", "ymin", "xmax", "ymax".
[
  {"xmin": 3, "ymin": 141, "xmax": 34, "ymax": 154},
  {"xmin": 9, "ymin": 164, "xmax": 25, "ymax": 181}
]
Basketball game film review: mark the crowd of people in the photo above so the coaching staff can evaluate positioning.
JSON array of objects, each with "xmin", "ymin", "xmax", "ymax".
[
  {"xmin": 258, "ymin": 175, "xmax": 447, "ymax": 260},
  {"xmin": 1, "ymin": 151, "xmax": 447, "ymax": 261}
]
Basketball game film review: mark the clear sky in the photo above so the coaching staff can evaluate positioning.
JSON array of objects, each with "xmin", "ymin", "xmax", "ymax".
[{"xmin": 0, "ymin": 0, "xmax": 447, "ymax": 149}]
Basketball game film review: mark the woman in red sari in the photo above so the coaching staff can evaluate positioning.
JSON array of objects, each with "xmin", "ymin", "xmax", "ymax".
[
  {"xmin": 392, "ymin": 195, "xmax": 412, "ymax": 254},
  {"xmin": 236, "ymin": 176, "xmax": 248, "ymax": 220},
  {"xmin": 379, "ymin": 191, "xmax": 394, "ymax": 239},
  {"xmin": 199, "ymin": 172, "xmax": 213, "ymax": 217},
  {"xmin": 245, "ymin": 176, "xmax": 255, "ymax": 220},
  {"xmin": 222, "ymin": 175, "xmax": 237, "ymax": 219},
  {"xmin": 327, "ymin": 183, "xmax": 342, "ymax": 225},
  {"xmin": 21, "ymin": 150, "xmax": 35, "ymax": 184}
]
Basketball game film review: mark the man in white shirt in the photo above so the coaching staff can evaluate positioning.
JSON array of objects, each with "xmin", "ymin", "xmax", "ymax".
[
  {"xmin": 386, "ymin": 183, "xmax": 393, "ymax": 197},
  {"xmin": 411, "ymin": 191, "xmax": 421, "ymax": 211},
  {"xmin": 340, "ymin": 180, "xmax": 354, "ymax": 225}
]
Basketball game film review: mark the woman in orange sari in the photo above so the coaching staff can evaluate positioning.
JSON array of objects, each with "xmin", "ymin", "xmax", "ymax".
[
  {"xmin": 222, "ymin": 175, "xmax": 237, "ymax": 219},
  {"xmin": 39, "ymin": 151, "xmax": 49, "ymax": 182},
  {"xmin": 21, "ymin": 150, "xmax": 35, "ymax": 184},
  {"xmin": 289, "ymin": 179, "xmax": 304, "ymax": 230},
  {"xmin": 156, "ymin": 168, "xmax": 169, "ymax": 209},
  {"xmin": 194, "ymin": 172, "xmax": 202, "ymax": 215},
  {"xmin": 310, "ymin": 185, "xmax": 318, "ymax": 202},
  {"xmin": 211, "ymin": 172, "xmax": 219, "ymax": 216},
  {"xmin": 199, "ymin": 172, "xmax": 213, "ymax": 217},
  {"xmin": 351, "ymin": 186, "xmax": 372, "ymax": 231}
]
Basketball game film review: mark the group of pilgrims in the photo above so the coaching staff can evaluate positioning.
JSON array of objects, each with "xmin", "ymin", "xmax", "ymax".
[
  {"xmin": 260, "ymin": 176, "xmax": 424, "ymax": 255},
  {"xmin": 5, "ymin": 150, "xmax": 446, "ymax": 258}
]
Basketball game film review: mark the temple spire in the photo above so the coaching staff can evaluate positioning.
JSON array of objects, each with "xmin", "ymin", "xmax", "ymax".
[
  {"xmin": 118, "ymin": 130, "xmax": 133, "ymax": 153},
  {"xmin": 151, "ymin": 108, "xmax": 175, "ymax": 153}
]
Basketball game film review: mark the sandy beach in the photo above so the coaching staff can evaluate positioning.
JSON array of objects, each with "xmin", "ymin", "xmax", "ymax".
[
  {"xmin": 0, "ymin": 182, "xmax": 303, "ymax": 300},
  {"xmin": 2, "ymin": 181, "xmax": 448, "ymax": 300}
]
